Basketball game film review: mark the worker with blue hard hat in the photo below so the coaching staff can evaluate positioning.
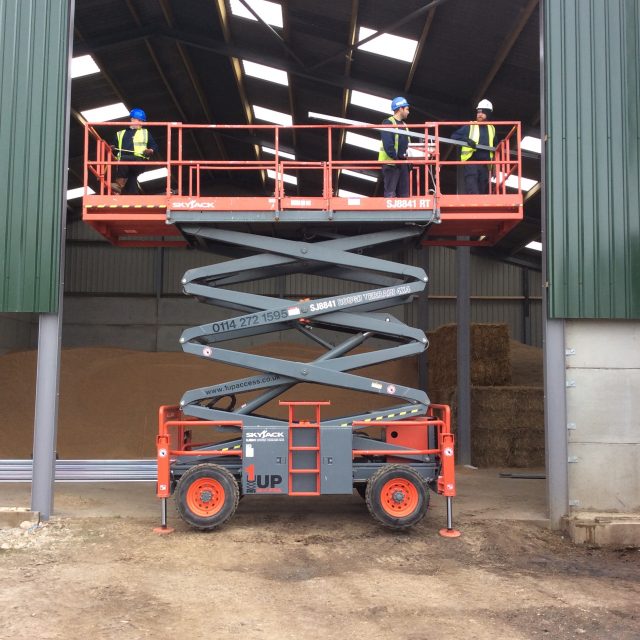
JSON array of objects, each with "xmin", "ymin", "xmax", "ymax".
[
  {"xmin": 111, "ymin": 108, "xmax": 159, "ymax": 194},
  {"xmin": 378, "ymin": 96, "xmax": 411, "ymax": 198}
]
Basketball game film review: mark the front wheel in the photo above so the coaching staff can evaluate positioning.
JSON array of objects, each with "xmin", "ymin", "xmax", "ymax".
[
  {"xmin": 176, "ymin": 463, "xmax": 239, "ymax": 531},
  {"xmin": 365, "ymin": 464, "xmax": 429, "ymax": 529}
]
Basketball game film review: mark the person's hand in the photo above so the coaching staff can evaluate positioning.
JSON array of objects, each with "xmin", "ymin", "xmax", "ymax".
[
  {"xmin": 466, "ymin": 138, "xmax": 477, "ymax": 149},
  {"xmin": 143, "ymin": 148, "xmax": 154, "ymax": 157}
]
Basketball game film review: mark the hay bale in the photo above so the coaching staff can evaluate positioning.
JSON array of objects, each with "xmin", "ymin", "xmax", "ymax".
[
  {"xmin": 446, "ymin": 386, "xmax": 544, "ymax": 468},
  {"xmin": 427, "ymin": 323, "xmax": 511, "ymax": 390}
]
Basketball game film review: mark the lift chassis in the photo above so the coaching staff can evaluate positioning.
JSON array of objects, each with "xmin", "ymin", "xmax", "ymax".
[{"xmin": 155, "ymin": 221, "xmax": 459, "ymax": 535}]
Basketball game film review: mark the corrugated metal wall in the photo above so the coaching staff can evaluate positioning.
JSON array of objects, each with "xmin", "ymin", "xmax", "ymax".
[
  {"xmin": 0, "ymin": 0, "xmax": 72, "ymax": 312},
  {"xmin": 65, "ymin": 228, "xmax": 543, "ymax": 345},
  {"xmin": 545, "ymin": 0, "xmax": 640, "ymax": 318}
]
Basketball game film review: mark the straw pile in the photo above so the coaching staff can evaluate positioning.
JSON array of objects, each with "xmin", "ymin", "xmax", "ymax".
[
  {"xmin": 427, "ymin": 323, "xmax": 511, "ymax": 389},
  {"xmin": 427, "ymin": 324, "xmax": 543, "ymax": 468}
]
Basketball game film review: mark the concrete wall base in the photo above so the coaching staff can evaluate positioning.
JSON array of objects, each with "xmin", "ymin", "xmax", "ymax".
[
  {"xmin": 0, "ymin": 507, "xmax": 40, "ymax": 529},
  {"xmin": 562, "ymin": 512, "xmax": 640, "ymax": 547}
]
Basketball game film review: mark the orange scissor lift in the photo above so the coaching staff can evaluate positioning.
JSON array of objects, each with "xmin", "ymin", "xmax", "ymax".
[{"xmin": 83, "ymin": 120, "xmax": 523, "ymax": 535}]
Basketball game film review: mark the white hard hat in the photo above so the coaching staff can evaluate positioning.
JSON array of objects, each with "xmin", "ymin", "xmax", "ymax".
[{"xmin": 476, "ymin": 99, "xmax": 493, "ymax": 112}]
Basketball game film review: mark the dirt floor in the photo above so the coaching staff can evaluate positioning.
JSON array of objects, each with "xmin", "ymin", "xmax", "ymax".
[{"xmin": 1, "ymin": 470, "xmax": 638, "ymax": 640}]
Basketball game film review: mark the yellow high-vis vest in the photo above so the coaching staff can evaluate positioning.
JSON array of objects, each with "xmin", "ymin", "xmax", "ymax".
[
  {"xmin": 460, "ymin": 124, "xmax": 495, "ymax": 161},
  {"xmin": 115, "ymin": 128, "xmax": 149, "ymax": 159},
  {"xmin": 378, "ymin": 117, "xmax": 407, "ymax": 162}
]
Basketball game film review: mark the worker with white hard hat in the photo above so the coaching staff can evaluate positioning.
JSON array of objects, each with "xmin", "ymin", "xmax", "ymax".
[
  {"xmin": 378, "ymin": 96, "xmax": 411, "ymax": 198},
  {"xmin": 111, "ymin": 108, "xmax": 159, "ymax": 194},
  {"xmin": 451, "ymin": 99, "xmax": 496, "ymax": 194}
]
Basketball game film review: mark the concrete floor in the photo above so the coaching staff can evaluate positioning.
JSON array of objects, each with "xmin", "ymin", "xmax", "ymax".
[{"xmin": 0, "ymin": 466, "xmax": 548, "ymax": 527}]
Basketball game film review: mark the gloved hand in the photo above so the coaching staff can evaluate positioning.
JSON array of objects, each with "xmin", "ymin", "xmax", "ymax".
[
  {"xmin": 143, "ymin": 148, "xmax": 154, "ymax": 157},
  {"xmin": 466, "ymin": 138, "xmax": 477, "ymax": 149}
]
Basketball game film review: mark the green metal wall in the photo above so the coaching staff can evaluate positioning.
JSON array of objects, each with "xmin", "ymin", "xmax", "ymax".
[
  {"xmin": 0, "ymin": 0, "xmax": 72, "ymax": 312},
  {"xmin": 544, "ymin": 0, "xmax": 640, "ymax": 318}
]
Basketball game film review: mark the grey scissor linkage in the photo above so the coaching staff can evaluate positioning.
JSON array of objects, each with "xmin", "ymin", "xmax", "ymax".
[{"xmin": 177, "ymin": 226, "xmax": 430, "ymax": 425}]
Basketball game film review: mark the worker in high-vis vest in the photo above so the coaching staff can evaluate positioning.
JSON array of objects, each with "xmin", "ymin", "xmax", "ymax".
[
  {"xmin": 111, "ymin": 108, "xmax": 159, "ymax": 194},
  {"xmin": 451, "ymin": 99, "xmax": 496, "ymax": 194},
  {"xmin": 378, "ymin": 96, "xmax": 411, "ymax": 198}
]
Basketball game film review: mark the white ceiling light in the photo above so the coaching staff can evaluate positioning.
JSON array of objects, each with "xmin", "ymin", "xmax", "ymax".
[
  {"xmin": 526, "ymin": 241, "xmax": 542, "ymax": 252},
  {"xmin": 261, "ymin": 145, "xmax": 295, "ymax": 159},
  {"xmin": 521, "ymin": 136, "xmax": 542, "ymax": 154},
  {"xmin": 266, "ymin": 169, "xmax": 297, "ymax": 185},
  {"xmin": 138, "ymin": 168, "xmax": 169, "ymax": 183},
  {"xmin": 230, "ymin": 0, "xmax": 283, "ymax": 28},
  {"xmin": 341, "ymin": 169, "xmax": 377, "ymax": 183},
  {"xmin": 81, "ymin": 102, "xmax": 129, "ymax": 122},
  {"xmin": 253, "ymin": 105, "xmax": 292, "ymax": 126},
  {"xmin": 345, "ymin": 131, "xmax": 380, "ymax": 152},
  {"xmin": 71, "ymin": 55, "xmax": 100, "ymax": 79},
  {"xmin": 67, "ymin": 186, "xmax": 95, "ymax": 200},
  {"xmin": 357, "ymin": 27, "xmax": 418, "ymax": 63},
  {"xmin": 350, "ymin": 90, "xmax": 390, "ymax": 115},
  {"xmin": 338, "ymin": 189, "xmax": 367, "ymax": 198},
  {"xmin": 243, "ymin": 60, "xmax": 288, "ymax": 86}
]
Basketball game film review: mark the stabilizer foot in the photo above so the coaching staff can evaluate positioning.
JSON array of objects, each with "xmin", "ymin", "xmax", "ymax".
[
  {"xmin": 153, "ymin": 525, "xmax": 175, "ymax": 535},
  {"xmin": 439, "ymin": 527, "xmax": 461, "ymax": 538}
]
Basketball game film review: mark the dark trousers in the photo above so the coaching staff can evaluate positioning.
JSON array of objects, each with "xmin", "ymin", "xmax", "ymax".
[
  {"xmin": 462, "ymin": 164, "xmax": 490, "ymax": 194},
  {"xmin": 382, "ymin": 164, "xmax": 410, "ymax": 198},
  {"xmin": 116, "ymin": 157, "xmax": 147, "ymax": 194}
]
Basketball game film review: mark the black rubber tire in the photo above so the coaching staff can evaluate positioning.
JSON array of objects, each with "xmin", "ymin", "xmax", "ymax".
[
  {"xmin": 365, "ymin": 464, "xmax": 429, "ymax": 530},
  {"xmin": 176, "ymin": 463, "xmax": 239, "ymax": 531}
]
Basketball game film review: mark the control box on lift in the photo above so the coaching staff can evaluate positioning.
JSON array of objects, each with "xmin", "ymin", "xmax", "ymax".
[{"xmin": 241, "ymin": 423, "xmax": 353, "ymax": 496}]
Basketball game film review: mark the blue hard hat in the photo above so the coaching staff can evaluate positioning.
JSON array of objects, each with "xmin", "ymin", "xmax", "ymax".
[
  {"xmin": 391, "ymin": 96, "xmax": 410, "ymax": 111},
  {"xmin": 129, "ymin": 108, "xmax": 147, "ymax": 121}
]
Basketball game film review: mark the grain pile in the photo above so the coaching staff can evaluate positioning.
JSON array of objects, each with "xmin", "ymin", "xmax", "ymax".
[
  {"xmin": 0, "ymin": 325, "xmax": 543, "ymax": 467},
  {"xmin": 0, "ymin": 343, "xmax": 417, "ymax": 459}
]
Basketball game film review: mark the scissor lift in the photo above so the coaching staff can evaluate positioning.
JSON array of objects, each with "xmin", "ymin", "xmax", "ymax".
[{"xmin": 82, "ymin": 120, "xmax": 524, "ymax": 534}]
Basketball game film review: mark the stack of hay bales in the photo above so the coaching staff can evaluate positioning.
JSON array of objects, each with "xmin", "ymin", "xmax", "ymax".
[{"xmin": 427, "ymin": 323, "xmax": 544, "ymax": 468}]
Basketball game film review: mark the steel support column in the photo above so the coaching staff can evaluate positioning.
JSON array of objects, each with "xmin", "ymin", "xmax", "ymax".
[
  {"xmin": 31, "ymin": 313, "xmax": 63, "ymax": 519},
  {"xmin": 456, "ymin": 246, "xmax": 471, "ymax": 465}
]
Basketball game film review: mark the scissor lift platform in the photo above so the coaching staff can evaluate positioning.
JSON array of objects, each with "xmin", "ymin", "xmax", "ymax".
[
  {"xmin": 82, "ymin": 120, "xmax": 524, "ymax": 247},
  {"xmin": 81, "ymin": 120, "xmax": 524, "ymax": 535}
]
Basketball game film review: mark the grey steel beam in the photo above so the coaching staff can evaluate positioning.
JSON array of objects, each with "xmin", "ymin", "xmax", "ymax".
[{"xmin": 455, "ymin": 246, "xmax": 471, "ymax": 466}]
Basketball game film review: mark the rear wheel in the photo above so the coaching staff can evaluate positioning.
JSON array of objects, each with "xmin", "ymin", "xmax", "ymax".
[
  {"xmin": 176, "ymin": 464, "xmax": 239, "ymax": 530},
  {"xmin": 365, "ymin": 464, "xmax": 429, "ymax": 529}
]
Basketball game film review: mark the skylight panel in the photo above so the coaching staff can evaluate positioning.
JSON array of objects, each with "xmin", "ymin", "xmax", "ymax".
[
  {"xmin": 266, "ymin": 169, "xmax": 297, "ymax": 185},
  {"xmin": 261, "ymin": 146, "xmax": 295, "ymax": 159},
  {"xmin": 345, "ymin": 131, "xmax": 380, "ymax": 152},
  {"xmin": 350, "ymin": 90, "xmax": 390, "ymax": 115},
  {"xmin": 138, "ymin": 168, "xmax": 169, "ymax": 183},
  {"xmin": 71, "ymin": 55, "xmax": 100, "ymax": 79},
  {"xmin": 341, "ymin": 169, "xmax": 377, "ymax": 183},
  {"xmin": 526, "ymin": 241, "xmax": 542, "ymax": 252},
  {"xmin": 243, "ymin": 60, "xmax": 288, "ymax": 86},
  {"xmin": 357, "ymin": 27, "xmax": 418, "ymax": 63},
  {"xmin": 67, "ymin": 186, "xmax": 95, "ymax": 200},
  {"xmin": 81, "ymin": 102, "xmax": 129, "ymax": 122},
  {"xmin": 230, "ymin": 0, "xmax": 283, "ymax": 28},
  {"xmin": 253, "ymin": 105, "xmax": 292, "ymax": 126},
  {"xmin": 338, "ymin": 189, "xmax": 367, "ymax": 198},
  {"xmin": 493, "ymin": 174, "xmax": 538, "ymax": 192},
  {"xmin": 521, "ymin": 136, "xmax": 542, "ymax": 154}
]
